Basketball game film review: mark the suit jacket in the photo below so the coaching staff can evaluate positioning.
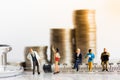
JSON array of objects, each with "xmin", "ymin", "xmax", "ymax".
[
  {"xmin": 74, "ymin": 53, "xmax": 82, "ymax": 64},
  {"xmin": 101, "ymin": 52, "xmax": 110, "ymax": 62}
]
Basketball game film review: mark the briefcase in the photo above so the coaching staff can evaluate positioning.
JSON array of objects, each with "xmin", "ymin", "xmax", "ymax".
[{"xmin": 43, "ymin": 64, "xmax": 52, "ymax": 73}]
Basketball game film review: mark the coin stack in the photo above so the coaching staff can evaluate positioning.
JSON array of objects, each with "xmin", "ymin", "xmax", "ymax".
[
  {"xmin": 50, "ymin": 28, "xmax": 75, "ymax": 66},
  {"xmin": 73, "ymin": 10, "xmax": 96, "ymax": 63}
]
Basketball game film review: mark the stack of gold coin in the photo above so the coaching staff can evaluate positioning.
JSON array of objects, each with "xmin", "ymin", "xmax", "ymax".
[
  {"xmin": 73, "ymin": 10, "xmax": 96, "ymax": 63},
  {"xmin": 50, "ymin": 28, "xmax": 75, "ymax": 66}
]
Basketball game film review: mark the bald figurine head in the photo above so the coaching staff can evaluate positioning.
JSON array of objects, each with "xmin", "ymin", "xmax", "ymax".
[
  {"xmin": 29, "ymin": 48, "xmax": 33, "ymax": 53},
  {"xmin": 104, "ymin": 48, "xmax": 107, "ymax": 52},
  {"xmin": 76, "ymin": 48, "xmax": 81, "ymax": 54}
]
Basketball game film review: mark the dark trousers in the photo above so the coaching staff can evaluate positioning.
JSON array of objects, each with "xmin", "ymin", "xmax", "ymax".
[
  {"xmin": 33, "ymin": 61, "xmax": 40, "ymax": 74},
  {"xmin": 73, "ymin": 60, "xmax": 80, "ymax": 71}
]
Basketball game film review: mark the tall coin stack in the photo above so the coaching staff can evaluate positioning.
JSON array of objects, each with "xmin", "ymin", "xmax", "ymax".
[
  {"xmin": 50, "ymin": 28, "xmax": 75, "ymax": 66},
  {"xmin": 73, "ymin": 10, "xmax": 96, "ymax": 63}
]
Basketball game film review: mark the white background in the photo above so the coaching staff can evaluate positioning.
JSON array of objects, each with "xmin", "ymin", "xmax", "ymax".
[{"xmin": 0, "ymin": 0, "xmax": 120, "ymax": 63}]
